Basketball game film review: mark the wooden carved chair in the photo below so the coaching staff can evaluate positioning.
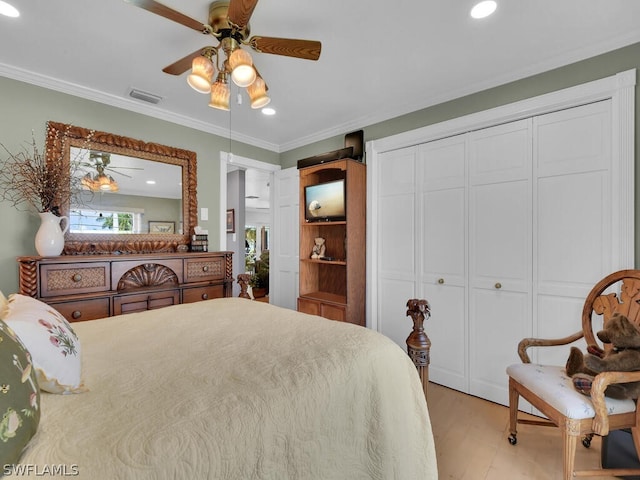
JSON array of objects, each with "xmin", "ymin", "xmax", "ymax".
[{"xmin": 507, "ymin": 270, "xmax": 640, "ymax": 479}]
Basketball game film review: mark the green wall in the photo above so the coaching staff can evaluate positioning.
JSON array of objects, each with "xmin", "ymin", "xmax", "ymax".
[
  {"xmin": 0, "ymin": 77, "xmax": 278, "ymax": 294},
  {"xmin": 2, "ymin": 41, "xmax": 640, "ymax": 294}
]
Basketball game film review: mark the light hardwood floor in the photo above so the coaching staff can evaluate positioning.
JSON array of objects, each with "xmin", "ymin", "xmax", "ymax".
[{"xmin": 427, "ymin": 382, "xmax": 620, "ymax": 479}]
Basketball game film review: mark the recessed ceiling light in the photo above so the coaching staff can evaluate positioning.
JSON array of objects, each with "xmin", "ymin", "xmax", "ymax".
[
  {"xmin": 146, "ymin": 180, "xmax": 156, "ymax": 185},
  {"xmin": 262, "ymin": 107, "xmax": 276, "ymax": 116},
  {"xmin": 0, "ymin": 1, "xmax": 19, "ymax": 17},
  {"xmin": 470, "ymin": 0, "xmax": 497, "ymax": 19}
]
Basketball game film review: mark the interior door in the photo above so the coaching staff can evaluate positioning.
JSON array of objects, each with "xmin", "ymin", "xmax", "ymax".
[{"xmin": 270, "ymin": 167, "xmax": 299, "ymax": 309}]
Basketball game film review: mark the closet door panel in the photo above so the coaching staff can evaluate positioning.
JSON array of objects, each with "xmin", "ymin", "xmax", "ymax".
[
  {"xmin": 469, "ymin": 119, "xmax": 532, "ymax": 407},
  {"xmin": 377, "ymin": 148, "xmax": 417, "ymax": 345},
  {"xmin": 537, "ymin": 172, "xmax": 609, "ymax": 297},
  {"xmin": 378, "ymin": 278, "xmax": 416, "ymax": 351},
  {"xmin": 422, "ymin": 282, "xmax": 467, "ymax": 391},
  {"xmin": 469, "ymin": 120, "xmax": 531, "ymax": 184},
  {"xmin": 535, "ymin": 101, "xmax": 612, "ymax": 302},
  {"xmin": 470, "ymin": 181, "xmax": 530, "ymax": 291},
  {"xmin": 536, "ymin": 100, "xmax": 611, "ymax": 178},
  {"xmin": 469, "ymin": 288, "xmax": 529, "ymax": 403},
  {"xmin": 418, "ymin": 136, "xmax": 467, "ymax": 392}
]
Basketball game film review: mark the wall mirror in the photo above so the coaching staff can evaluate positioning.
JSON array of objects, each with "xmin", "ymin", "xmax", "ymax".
[{"xmin": 46, "ymin": 121, "xmax": 198, "ymax": 255}]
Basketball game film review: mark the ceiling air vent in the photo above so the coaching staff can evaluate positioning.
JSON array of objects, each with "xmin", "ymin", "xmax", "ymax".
[{"xmin": 128, "ymin": 88, "xmax": 162, "ymax": 104}]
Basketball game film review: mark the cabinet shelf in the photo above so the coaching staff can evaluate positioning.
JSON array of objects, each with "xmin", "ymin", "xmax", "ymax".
[
  {"xmin": 300, "ymin": 291, "xmax": 347, "ymax": 305},
  {"xmin": 300, "ymin": 258, "xmax": 347, "ymax": 266},
  {"xmin": 301, "ymin": 220, "xmax": 347, "ymax": 227},
  {"xmin": 297, "ymin": 159, "xmax": 366, "ymax": 326}
]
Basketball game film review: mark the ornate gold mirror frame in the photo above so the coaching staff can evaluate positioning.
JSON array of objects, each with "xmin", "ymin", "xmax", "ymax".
[{"xmin": 46, "ymin": 121, "xmax": 198, "ymax": 255}]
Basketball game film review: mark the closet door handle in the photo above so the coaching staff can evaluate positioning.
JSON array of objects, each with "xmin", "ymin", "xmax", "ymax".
[
  {"xmin": 437, "ymin": 278, "xmax": 445, "ymax": 284},
  {"xmin": 495, "ymin": 282, "xmax": 502, "ymax": 289}
]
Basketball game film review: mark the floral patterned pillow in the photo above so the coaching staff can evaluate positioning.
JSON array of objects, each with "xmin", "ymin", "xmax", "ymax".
[
  {"xmin": 2, "ymin": 294, "xmax": 86, "ymax": 394},
  {"xmin": 0, "ymin": 318, "xmax": 40, "ymax": 465}
]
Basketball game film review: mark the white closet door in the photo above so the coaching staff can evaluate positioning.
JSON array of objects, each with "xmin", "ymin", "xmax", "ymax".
[
  {"xmin": 376, "ymin": 147, "xmax": 418, "ymax": 349},
  {"xmin": 534, "ymin": 100, "xmax": 612, "ymax": 366},
  {"xmin": 468, "ymin": 119, "xmax": 533, "ymax": 406},
  {"xmin": 417, "ymin": 135, "xmax": 468, "ymax": 392}
]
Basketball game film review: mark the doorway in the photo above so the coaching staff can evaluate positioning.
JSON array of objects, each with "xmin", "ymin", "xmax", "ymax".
[{"xmin": 219, "ymin": 152, "xmax": 280, "ymax": 296}]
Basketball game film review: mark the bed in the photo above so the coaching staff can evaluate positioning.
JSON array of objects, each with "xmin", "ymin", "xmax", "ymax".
[{"xmin": 3, "ymin": 296, "xmax": 437, "ymax": 479}]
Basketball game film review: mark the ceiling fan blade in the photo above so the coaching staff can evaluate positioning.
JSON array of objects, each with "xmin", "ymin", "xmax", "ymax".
[
  {"xmin": 249, "ymin": 37, "xmax": 321, "ymax": 61},
  {"xmin": 227, "ymin": 0, "xmax": 259, "ymax": 30},
  {"xmin": 125, "ymin": 0, "xmax": 208, "ymax": 33},
  {"xmin": 162, "ymin": 47, "xmax": 210, "ymax": 75}
]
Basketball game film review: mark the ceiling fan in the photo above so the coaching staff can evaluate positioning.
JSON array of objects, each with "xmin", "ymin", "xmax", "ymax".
[
  {"xmin": 79, "ymin": 152, "xmax": 143, "ymax": 193},
  {"xmin": 124, "ymin": 0, "xmax": 322, "ymax": 110}
]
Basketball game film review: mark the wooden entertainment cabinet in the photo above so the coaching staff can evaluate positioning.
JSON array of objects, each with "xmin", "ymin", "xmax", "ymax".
[
  {"xmin": 17, "ymin": 251, "xmax": 233, "ymax": 322},
  {"xmin": 297, "ymin": 159, "xmax": 366, "ymax": 326}
]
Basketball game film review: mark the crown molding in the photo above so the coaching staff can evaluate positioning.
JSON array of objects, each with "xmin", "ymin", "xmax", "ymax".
[{"xmin": 0, "ymin": 63, "xmax": 280, "ymax": 153}]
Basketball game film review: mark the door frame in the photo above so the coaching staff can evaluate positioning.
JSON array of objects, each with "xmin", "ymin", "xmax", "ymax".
[{"xmin": 219, "ymin": 152, "xmax": 281, "ymax": 250}]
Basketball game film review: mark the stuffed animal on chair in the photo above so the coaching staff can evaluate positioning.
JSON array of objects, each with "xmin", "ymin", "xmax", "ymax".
[{"xmin": 565, "ymin": 312, "xmax": 640, "ymax": 399}]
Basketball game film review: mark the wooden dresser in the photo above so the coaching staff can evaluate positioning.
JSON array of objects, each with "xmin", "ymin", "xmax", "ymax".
[{"xmin": 17, "ymin": 251, "xmax": 234, "ymax": 322}]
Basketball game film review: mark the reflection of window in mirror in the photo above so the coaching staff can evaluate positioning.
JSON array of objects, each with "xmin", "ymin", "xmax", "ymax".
[
  {"xmin": 70, "ymin": 147, "xmax": 183, "ymax": 235},
  {"xmin": 71, "ymin": 208, "xmax": 143, "ymax": 234}
]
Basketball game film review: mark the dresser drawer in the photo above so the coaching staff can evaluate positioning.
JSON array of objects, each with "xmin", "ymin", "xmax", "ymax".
[
  {"xmin": 113, "ymin": 289, "xmax": 180, "ymax": 316},
  {"xmin": 184, "ymin": 257, "xmax": 225, "ymax": 283},
  {"xmin": 40, "ymin": 262, "xmax": 110, "ymax": 298},
  {"xmin": 50, "ymin": 297, "xmax": 110, "ymax": 323},
  {"xmin": 182, "ymin": 285, "xmax": 224, "ymax": 303}
]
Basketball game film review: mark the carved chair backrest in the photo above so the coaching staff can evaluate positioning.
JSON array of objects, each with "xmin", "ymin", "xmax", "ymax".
[{"xmin": 582, "ymin": 270, "xmax": 640, "ymax": 351}]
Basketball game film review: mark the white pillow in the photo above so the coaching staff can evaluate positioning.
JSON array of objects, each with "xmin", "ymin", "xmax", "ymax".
[{"xmin": 3, "ymin": 294, "xmax": 86, "ymax": 394}]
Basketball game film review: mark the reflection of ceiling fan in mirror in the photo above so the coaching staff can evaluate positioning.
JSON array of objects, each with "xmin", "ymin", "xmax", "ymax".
[
  {"xmin": 80, "ymin": 152, "xmax": 143, "ymax": 193},
  {"xmin": 124, "ymin": 0, "xmax": 322, "ymax": 110}
]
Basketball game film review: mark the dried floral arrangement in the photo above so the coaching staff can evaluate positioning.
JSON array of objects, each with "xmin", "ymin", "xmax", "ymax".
[{"xmin": 0, "ymin": 124, "xmax": 94, "ymax": 215}]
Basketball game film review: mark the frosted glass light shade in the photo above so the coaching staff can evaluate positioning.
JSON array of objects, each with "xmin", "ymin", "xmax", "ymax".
[
  {"xmin": 229, "ymin": 49, "xmax": 256, "ymax": 87},
  {"xmin": 208, "ymin": 81, "xmax": 230, "ymax": 111},
  {"xmin": 247, "ymin": 77, "xmax": 270, "ymax": 109},
  {"xmin": 187, "ymin": 56, "xmax": 214, "ymax": 94}
]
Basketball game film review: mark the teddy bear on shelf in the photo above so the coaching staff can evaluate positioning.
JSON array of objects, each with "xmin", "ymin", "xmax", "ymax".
[
  {"xmin": 311, "ymin": 237, "xmax": 326, "ymax": 259},
  {"xmin": 565, "ymin": 312, "xmax": 640, "ymax": 399}
]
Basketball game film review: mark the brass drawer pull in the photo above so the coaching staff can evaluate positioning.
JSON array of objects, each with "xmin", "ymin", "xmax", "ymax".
[
  {"xmin": 437, "ymin": 278, "xmax": 445, "ymax": 284},
  {"xmin": 495, "ymin": 282, "xmax": 502, "ymax": 289},
  {"xmin": 201, "ymin": 293, "xmax": 209, "ymax": 300},
  {"xmin": 202, "ymin": 265, "xmax": 209, "ymax": 272},
  {"xmin": 72, "ymin": 310, "xmax": 82, "ymax": 319},
  {"xmin": 72, "ymin": 273, "xmax": 82, "ymax": 282}
]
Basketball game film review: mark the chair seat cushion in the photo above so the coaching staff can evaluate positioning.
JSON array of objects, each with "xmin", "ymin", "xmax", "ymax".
[{"xmin": 506, "ymin": 363, "xmax": 636, "ymax": 419}]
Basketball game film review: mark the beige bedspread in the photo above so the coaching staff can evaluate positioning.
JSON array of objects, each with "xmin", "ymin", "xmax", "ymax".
[{"xmin": 19, "ymin": 298, "xmax": 436, "ymax": 479}]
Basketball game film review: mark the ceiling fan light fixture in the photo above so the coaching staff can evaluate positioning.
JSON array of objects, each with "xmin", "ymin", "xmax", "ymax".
[
  {"xmin": 187, "ymin": 56, "xmax": 215, "ymax": 94},
  {"xmin": 81, "ymin": 173, "xmax": 97, "ymax": 191},
  {"xmin": 208, "ymin": 76, "xmax": 230, "ymax": 111},
  {"xmin": 247, "ymin": 76, "xmax": 270, "ymax": 109},
  {"xmin": 229, "ymin": 48, "xmax": 256, "ymax": 87}
]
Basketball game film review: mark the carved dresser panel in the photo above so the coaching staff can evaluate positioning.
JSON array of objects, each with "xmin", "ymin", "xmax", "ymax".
[{"xmin": 17, "ymin": 251, "xmax": 233, "ymax": 322}]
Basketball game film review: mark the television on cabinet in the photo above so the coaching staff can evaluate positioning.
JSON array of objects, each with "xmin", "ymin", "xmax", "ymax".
[{"xmin": 304, "ymin": 179, "xmax": 346, "ymax": 222}]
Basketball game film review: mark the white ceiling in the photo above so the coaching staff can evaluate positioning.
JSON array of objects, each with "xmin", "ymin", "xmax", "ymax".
[{"xmin": 1, "ymin": 1, "xmax": 640, "ymax": 154}]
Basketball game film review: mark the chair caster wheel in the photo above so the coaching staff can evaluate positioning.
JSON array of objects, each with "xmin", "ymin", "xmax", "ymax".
[
  {"xmin": 508, "ymin": 434, "xmax": 517, "ymax": 445},
  {"xmin": 582, "ymin": 435, "xmax": 592, "ymax": 448}
]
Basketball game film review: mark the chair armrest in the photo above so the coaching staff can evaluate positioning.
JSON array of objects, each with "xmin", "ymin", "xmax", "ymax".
[
  {"xmin": 591, "ymin": 371, "xmax": 640, "ymax": 435},
  {"xmin": 517, "ymin": 330, "xmax": 584, "ymax": 363}
]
